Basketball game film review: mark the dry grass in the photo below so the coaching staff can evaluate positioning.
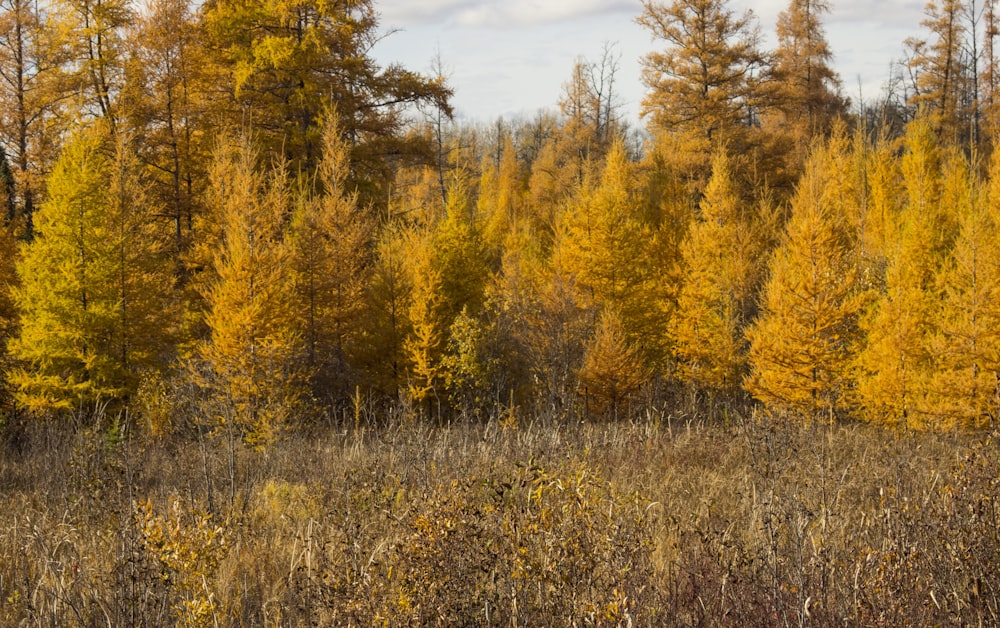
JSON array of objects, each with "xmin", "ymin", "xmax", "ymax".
[{"xmin": 0, "ymin": 407, "xmax": 997, "ymax": 626}]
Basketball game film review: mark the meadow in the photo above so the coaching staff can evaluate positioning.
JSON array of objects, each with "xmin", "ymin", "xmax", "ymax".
[{"xmin": 0, "ymin": 406, "xmax": 996, "ymax": 626}]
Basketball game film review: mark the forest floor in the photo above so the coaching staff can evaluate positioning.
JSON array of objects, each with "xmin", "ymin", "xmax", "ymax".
[{"xmin": 0, "ymin": 407, "xmax": 997, "ymax": 626}]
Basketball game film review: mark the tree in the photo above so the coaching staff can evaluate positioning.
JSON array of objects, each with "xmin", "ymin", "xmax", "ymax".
[
  {"xmin": 557, "ymin": 141, "xmax": 667, "ymax": 364},
  {"xmin": 0, "ymin": 0, "xmax": 64, "ymax": 237},
  {"xmin": 746, "ymin": 136, "xmax": 862, "ymax": 419},
  {"xmin": 51, "ymin": 0, "xmax": 134, "ymax": 130},
  {"xmin": 578, "ymin": 308, "xmax": 650, "ymax": 419},
  {"xmin": 669, "ymin": 151, "xmax": 761, "ymax": 395},
  {"xmin": 196, "ymin": 136, "xmax": 303, "ymax": 447},
  {"xmin": 766, "ymin": 0, "xmax": 848, "ymax": 168},
  {"xmin": 905, "ymin": 0, "xmax": 971, "ymax": 142},
  {"xmin": 124, "ymin": 0, "xmax": 212, "ymax": 260},
  {"xmin": 288, "ymin": 114, "xmax": 372, "ymax": 403},
  {"xmin": 558, "ymin": 43, "xmax": 625, "ymax": 157},
  {"xmin": 200, "ymin": 0, "xmax": 452, "ymax": 207},
  {"xmin": 922, "ymin": 156, "xmax": 998, "ymax": 428},
  {"xmin": 10, "ymin": 126, "xmax": 177, "ymax": 412},
  {"xmin": 638, "ymin": 0, "xmax": 768, "ymax": 170},
  {"xmin": 853, "ymin": 119, "xmax": 954, "ymax": 427}
]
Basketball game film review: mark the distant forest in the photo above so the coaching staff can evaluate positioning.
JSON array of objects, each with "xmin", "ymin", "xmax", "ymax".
[{"xmin": 0, "ymin": 0, "xmax": 998, "ymax": 437}]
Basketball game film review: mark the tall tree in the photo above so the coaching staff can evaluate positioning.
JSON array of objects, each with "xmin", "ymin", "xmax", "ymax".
[
  {"xmin": 125, "ymin": 0, "xmax": 211, "ymax": 260},
  {"xmin": 669, "ymin": 151, "xmax": 762, "ymax": 395},
  {"xmin": 638, "ymin": 0, "xmax": 769, "ymax": 175},
  {"xmin": 853, "ymin": 119, "xmax": 955, "ymax": 427},
  {"xmin": 288, "ymin": 114, "xmax": 372, "ymax": 402},
  {"xmin": 906, "ymin": 0, "xmax": 972, "ymax": 142},
  {"xmin": 766, "ymin": 0, "xmax": 848, "ymax": 168},
  {"xmin": 200, "ymin": 0, "xmax": 452, "ymax": 208},
  {"xmin": 10, "ymin": 126, "xmax": 177, "ymax": 412},
  {"xmin": 196, "ymin": 137, "xmax": 303, "ymax": 447},
  {"xmin": 51, "ymin": 0, "xmax": 134, "ymax": 130},
  {"xmin": 0, "ymin": 0, "xmax": 64, "ymax": 237},
  {"xmin": 746, "ymin": 134, "xmax": 862, "ymax": 419},
  {"xmin": 557, "ymin": 140, "xmax": 667, "ymax": 365}
]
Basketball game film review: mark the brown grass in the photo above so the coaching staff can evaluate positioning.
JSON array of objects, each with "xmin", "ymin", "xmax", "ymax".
[{"xmin": 0, "ymin": 407, "xmax": 997, "ymax": 626}]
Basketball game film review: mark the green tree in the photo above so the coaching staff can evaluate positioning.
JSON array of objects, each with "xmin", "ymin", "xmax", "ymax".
[{"xmin": 10, "ymin": 126, "xmax": 176, "ymax": 411}]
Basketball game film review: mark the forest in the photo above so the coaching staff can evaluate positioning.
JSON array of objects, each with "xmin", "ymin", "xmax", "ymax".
[{"xmin": 1, "ymin": 0, "xmax": 1000, "ymax": 625}]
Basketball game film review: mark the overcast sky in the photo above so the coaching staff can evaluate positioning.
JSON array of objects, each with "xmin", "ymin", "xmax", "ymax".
[{"xmin": 370, "ymin": 0, "xmax": 927, "ymax": 125}]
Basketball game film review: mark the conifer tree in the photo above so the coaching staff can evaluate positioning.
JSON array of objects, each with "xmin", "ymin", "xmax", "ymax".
[
  {"xmin": 288, "ymin": 114, "xmax": 372, "ymax": 402},
  {"xmin": 558, "ymin": 141, "xmax": 667, "ymax": 364},
  {"xmin": 923, "ymin": 155, "xmax": 998, "ymax": 428},
  {"xmin": 578, "ymin": 308, "xmax": 650, "ymax": 419},
  {"xmin": 669, "ymin": 151, "xmax": 757, "ymax": 394},
  {"xmin": 854, "ymin": 119, "xmax": 953, "ymax": 427},
  {"xmin": 10, "ymin": 126, "xmax": 176, "ymax": 411},
  {"xmin": 746, "ymin": 136, "xmax": 862, "ymax": 419},
  {"xmin": 197, "ymin": 137, "xmax": 303, "ymax": 447},
  {"xmin": 638, "ymin": 0, "xmax": 768, "ymax": 172},
  {"xmin": 766, "ymin": 0, "xmax": 848, "ymax": 172}
]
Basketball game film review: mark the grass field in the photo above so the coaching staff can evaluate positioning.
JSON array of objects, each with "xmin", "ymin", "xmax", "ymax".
[{"xmin": 0, "ymin": 407, "xmax": 997, "ymax": 626}]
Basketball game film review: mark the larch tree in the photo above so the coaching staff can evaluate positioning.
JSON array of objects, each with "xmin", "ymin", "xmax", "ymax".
[
  {"xmin": 746, "ymin": 135, "xmax": 863, "ymax": 420},
  {"xmin": 669, "ymin": 150, "xmax": 760, "ymax": 395},
  {"xmin": 196, "ymin": 137, "xmax": 304, "ymax": 447},
  {"xmin": 578, "ymin": 308, "xmax": 650, "ymax": 419},
  {"xmin": 557, "ymin": 140, "xmax": 667, "ymax": 366},
  {"xmin": 766, "ymin": 0, "xmax": 848, "ymax": 169},
  {"xmin": 922, "ymin": 154, "xmax": 999, "ymax": 429},
  {"xmin": 906, "ymin": 0, "xmax": 972, "ymax": 142},
  {"xmin": 200, "ymin": 0, "xmax": 452, "ymax": 207},
  {"xmin": 853, "ymin": 119, "xmax": 953, "ymax": 427},
  {"xmin": 124, "ymin": 0, "xmax": 211, "ymax": 261},
  {"xmin": 638, "ymin": 0, "xmax": 769, "ymax": 176},
  {"xmin": 10, "ymin": 126, "xmax": 177, "ymax": 412},
  {"xmin": 51, "ymin": 0, "xmax": 134, "ymax": 130},
  {"xmin": 0, "ymin": 0, "xmax": 64, "ymax": 238},
  {"xmin": 288, "ymin": 114, "xmax": 372, "ymax": 403}
]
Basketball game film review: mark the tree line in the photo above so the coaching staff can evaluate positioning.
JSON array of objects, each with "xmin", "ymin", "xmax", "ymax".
[{"xmin": 0, "ymin": 0, "xmax": 998, "ymax": 441}]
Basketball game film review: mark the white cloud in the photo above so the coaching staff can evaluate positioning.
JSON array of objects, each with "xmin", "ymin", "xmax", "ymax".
[{"xmin": 378, "ymin": 0, "xmax": 639, "ymax": 29}]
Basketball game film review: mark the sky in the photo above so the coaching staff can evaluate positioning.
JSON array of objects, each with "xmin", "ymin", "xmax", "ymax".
[{"xmin": 370, "ymin": 0, "xmax": 928, "ymax": 125}]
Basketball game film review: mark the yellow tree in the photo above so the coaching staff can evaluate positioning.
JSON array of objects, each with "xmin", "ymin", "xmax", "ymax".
[
  {"xmin": 746, "ymin": 136, "xmax": 862, "ymax": 419},
  {"xmin": 200, "ymin": 0, "xmax": 452, "ymax": 207},
  {"xmin": 197, "ymin": 137, "xmax": 303, "ymax": 447},
  {"xmin": 638, "ymin": 0, "xmax": 768, "ymax": 178},
  {"xmin": 922, "ymin": 156, "xmax": 998, "ymax": 429},
  {"xmin": 766, "ymin": 0, "xmax": 847, "ymax": 164},
  {"xmin": 578, "ymin": 308, "xmax": 650, "ymax": 419},
  {"xmin": 124, "ymin": 0, "xmax": 212, "ymax": 259},
  {"xmin": 557, "ymin": 140, "xmax": 667, "ymax": 365},
  {"xmin": 854, "ymin": 119, "xmax": 954, "ymax": 427},
  {"xmin": 669, "ymin": 150, "xmax": 760, "ymax": 395},
  {"xmin": 10, "ymin": 126, "xmax": 177, "ymax": 412},
  {"xmin": 288, "ymin": 114, "xmax": 372, "ymax": 402}
]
